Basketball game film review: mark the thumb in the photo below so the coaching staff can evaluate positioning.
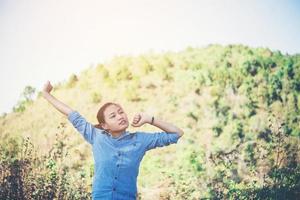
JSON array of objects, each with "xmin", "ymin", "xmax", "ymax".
[
  {"xmin": 131, "ymin": 120, "xmax": 142, "ymax": 127},
  {"xmin": 131, "ymin": 115, "xmax": 143, "ymax": 127}
]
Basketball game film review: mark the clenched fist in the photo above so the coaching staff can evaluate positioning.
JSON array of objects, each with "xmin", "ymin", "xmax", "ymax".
[
  {"xmin": 131, "ymin": 113, "xmax": 152, "ymax": 127},
  {"xmin": 43, "ymin": 80, "xmax": 53, "ymax": 94}
]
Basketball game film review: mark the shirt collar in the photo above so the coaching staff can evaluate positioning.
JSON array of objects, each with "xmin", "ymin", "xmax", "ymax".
[{"xmin": 104, "ymin": 130, "xmax": 130, "ymax": 140}]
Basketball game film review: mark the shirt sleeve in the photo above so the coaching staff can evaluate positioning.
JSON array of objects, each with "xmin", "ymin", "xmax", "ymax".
[
  {"xmin": 141, "ymin": 131, "xmax": 181, "ymax": 151},
  {"xmin": 67, "ymin": 110, "xmax": 97, "ymax": 145}
]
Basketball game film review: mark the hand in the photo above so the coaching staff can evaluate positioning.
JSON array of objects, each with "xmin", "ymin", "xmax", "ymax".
[
  {"xmin": 131, "ymin": 113, "xmax": 151, "ymax": 127},
  {"xmin": 42, "ymin": 80, "xmax": 53, "ymax": 95}
]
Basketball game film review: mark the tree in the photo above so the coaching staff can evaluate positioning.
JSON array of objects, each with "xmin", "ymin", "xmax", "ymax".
[
  {"xmin": 13, "ymin": 85, "xmax": 36, "ymax": 113},
  {"xmin": 22, "ymin": 86, "xmax": 36, "ymax": 102}
]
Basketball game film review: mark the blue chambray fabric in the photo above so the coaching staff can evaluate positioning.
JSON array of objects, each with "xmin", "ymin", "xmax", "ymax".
[{"xmin": 67, "ymin": 110, "xmax": 181, "ymax": 200}]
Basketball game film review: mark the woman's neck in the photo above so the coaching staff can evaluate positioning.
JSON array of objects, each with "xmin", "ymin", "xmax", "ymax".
[{"xmin": 109, "ymin": 129, "xmax": 126, "ymax": 138}]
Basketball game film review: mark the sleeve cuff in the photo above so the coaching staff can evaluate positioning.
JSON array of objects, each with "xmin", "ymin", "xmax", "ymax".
[
  {"xmin": 172, "ymin": 132, "xmax": 181, "ymax": 143},
  {"xmin": 67, "ymin": 110, "xmax": 79, "ymax": 123}
]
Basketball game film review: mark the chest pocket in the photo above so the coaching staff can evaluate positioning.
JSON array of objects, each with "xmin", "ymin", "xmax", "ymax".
[{"xmin": 121, "ymin": 142, "xmax": 143, "ymax": 162}]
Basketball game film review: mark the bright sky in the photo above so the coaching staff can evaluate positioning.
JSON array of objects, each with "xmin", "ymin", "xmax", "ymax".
[{"xmin": 0, "ymin": 0, "xmax": 300, "ymax": 114}]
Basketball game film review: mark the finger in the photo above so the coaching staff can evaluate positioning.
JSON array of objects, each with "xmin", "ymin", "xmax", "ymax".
[
  {"xmin": 135, "ymin": 118, "xmax": 141, "ymax": 122},
  {"xmin": 133, "ymin": 117, "xmax": 140, "ymax": 122},
  {"xmin": 131, "ymin": 120, "xmax": 140, "ymax": 126},
  {"xmin": 131, "ymin": 123, "xmax": 138, "ymax": 127},
  {"xmin": 135, "ymin": 114, "xmax": 141, "ymax": 119},
  {"xmin": 134, "ymin": 114, "xmax": 140, "ymax": 119}
]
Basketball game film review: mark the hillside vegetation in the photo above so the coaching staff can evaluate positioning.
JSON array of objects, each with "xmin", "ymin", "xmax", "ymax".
[{"xmin": 1, "ymin": 44, "xmax": 299, "ymax": 199}]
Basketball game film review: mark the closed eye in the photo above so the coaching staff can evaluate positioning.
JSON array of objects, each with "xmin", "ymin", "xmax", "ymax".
[{"xmin": 110, "ymin": 111, "xmax": 124, "ymax": 118}]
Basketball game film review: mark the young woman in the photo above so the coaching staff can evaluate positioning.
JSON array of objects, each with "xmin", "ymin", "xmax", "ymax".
[{"xmin": 42, "ymin": 80, "xmax": 184, "ymax": 200}]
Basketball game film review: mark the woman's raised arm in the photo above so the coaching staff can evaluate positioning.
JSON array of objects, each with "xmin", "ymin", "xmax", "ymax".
[
  {"xmin": 42, "ymin": 80, "xmax": 73, "ymax": 116},
  {"xmin": 131, "ymin": 113, "xmax": 184, "ymax": 137},
  {"xmin": 42, "ymin": 80, "xmax": 96, "ymax": 145}
]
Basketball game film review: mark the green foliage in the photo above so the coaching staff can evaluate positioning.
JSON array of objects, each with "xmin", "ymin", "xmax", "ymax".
[
  {"xmin": 90, "ymin": 91, "xmax": 102, "ymax": 104},
  {"xmin": 22, "ymin": 86, "xmax": 36, "ymax": 101},
  {"xmin": 0, "ymin": 124, "xmax": 91, "ymax": 199},
  {"xmin": 66, "ymin": 74, "xmax": 78, "ymax": 88},
  {"xmin": 148, "ymin": 55, "xmax": 174, "ymax": 81},
  {"xmin": 208, "ymin": 113, "xmax": 300, "ymax": 199},
  {"xmin": 212, "ymin": 124, "xmax": 223, "ymax": 137},
  {"xmin": 244, "ymin": 97, "xmax": 258, "ymax": 118},
  {"xmin": 132, "ymin": 55, "xmax": 154, "ymax": 76},
  {"xmin": 2, "ymin": 44, "xmax": 300, "ymax": 199},
  {"xmin": 187, "ymin": 111, "xmax": 198, "ymax": 122},
  {"xmin": 13, "ymin": 101, "xmax": 27, "ymax": 113},
  {"xmin": 96, "ymin": 64, "xmax": 109, "ymax": 79},
  {"xmin": 13, "ymin": 85, "xmax": 36, "ymax": 113},
  {"xmin": 123, "ymin": 79, "xmax": 143, "ymax": 102},
  {"xmin": 115, "ymin": 67, "xmax": 133, "ymax": 81}
]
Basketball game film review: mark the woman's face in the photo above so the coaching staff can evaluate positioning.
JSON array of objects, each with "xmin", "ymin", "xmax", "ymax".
[{"xmin": 102, "ymin": 104, "xmax": 129, "ymax": 133}]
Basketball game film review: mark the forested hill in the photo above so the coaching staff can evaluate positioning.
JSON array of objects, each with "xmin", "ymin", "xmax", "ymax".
[{"xmin": 1, "ymin": 44, "xmax": 299, "ymax": 199}]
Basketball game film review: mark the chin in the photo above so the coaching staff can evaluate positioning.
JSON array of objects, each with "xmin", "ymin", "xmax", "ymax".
[
  {"xmin": 118, "ymin": 121, "xmax": 129, "ymax": 130},
  {"xmin": 122, "ymin": 124, "xmax": 129, "ymax": 130}
]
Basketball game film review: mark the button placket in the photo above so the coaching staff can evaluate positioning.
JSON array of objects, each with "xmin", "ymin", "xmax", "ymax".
[{"xmin": 113, "ymin": 150, "xmax": 121, "ymax": 191}]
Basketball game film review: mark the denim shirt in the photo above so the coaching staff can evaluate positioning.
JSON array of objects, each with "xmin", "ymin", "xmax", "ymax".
[{"xmin": 67, "ymin": 110, "xmax": 181, "ymax": 200}]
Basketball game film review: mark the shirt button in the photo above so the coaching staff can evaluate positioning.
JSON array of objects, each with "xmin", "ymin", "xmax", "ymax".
[
  {"xmin": 113, "ymin": 187, "xmax": 116, "ymax": 191},
  {"xmin": 114, "ymin": 176, "xmax": 117, "ymax": 179},
  {"xmin": 118, "ymin": 152, "xmax": 121, "ymax": 156},
  {"xmin": 117, "ymin": 164, "xmax": 120, "ymax": 167},
  {"xmin": 133, "ymin": 143, "xmax": 136, "ymax": 146}
]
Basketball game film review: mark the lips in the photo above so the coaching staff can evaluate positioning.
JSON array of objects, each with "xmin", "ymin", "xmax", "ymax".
[{"xmin": 119, "ymin": 120, "xmax": 126, "ymax": 125}]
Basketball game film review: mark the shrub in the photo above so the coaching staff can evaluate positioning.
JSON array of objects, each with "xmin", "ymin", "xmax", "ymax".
[
  {"xmin": 66, "ymin": 74, "xmax": 78, "ymax": 88},
  {"xmin": 208, "ymin": 112, "xmax": 300, "ymax": 199},
  {"xmin": 0, "ymin": 123, "xmax": 91, "ymax": 200},
  {"xmin": 13, "ymin": 86, "xmax": 36, "ymax": 113},
  {"xmin": 91, "ymin": 92, "xmax": 102, "ymax": 104}
]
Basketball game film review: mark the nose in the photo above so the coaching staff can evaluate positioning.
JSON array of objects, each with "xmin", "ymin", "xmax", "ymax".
[{"xmin": 117, "ymin": 114, "xmax": 125, "ymax": 122}]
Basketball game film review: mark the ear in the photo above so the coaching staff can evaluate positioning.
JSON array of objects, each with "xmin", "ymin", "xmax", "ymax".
[{"xmin": 101, "ymin": 122, "xmax": 109, "ymax": 130}]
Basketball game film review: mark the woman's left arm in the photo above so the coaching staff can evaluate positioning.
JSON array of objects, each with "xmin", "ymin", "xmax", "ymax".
[{"xmin": 131, "ymin": 113, "xmax": 184, "ymax": 137}]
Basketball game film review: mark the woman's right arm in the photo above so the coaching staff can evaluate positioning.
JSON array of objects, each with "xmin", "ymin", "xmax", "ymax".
[
  {"xmin": 42, "ymin": 81, "xmax": 73, "ymax": 116},
  {"xmin": 42, "ymin": 81, "xmax": 96, "ymax": 144}
]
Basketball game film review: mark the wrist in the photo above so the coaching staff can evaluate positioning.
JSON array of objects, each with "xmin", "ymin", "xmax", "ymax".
[
  {"xmin": 149, "ymin": 116, "xmax": 154, "ymax": 125},
  {"xmin": 42, "ymin": 91, "xmax": 50, "ymax": 98}
]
